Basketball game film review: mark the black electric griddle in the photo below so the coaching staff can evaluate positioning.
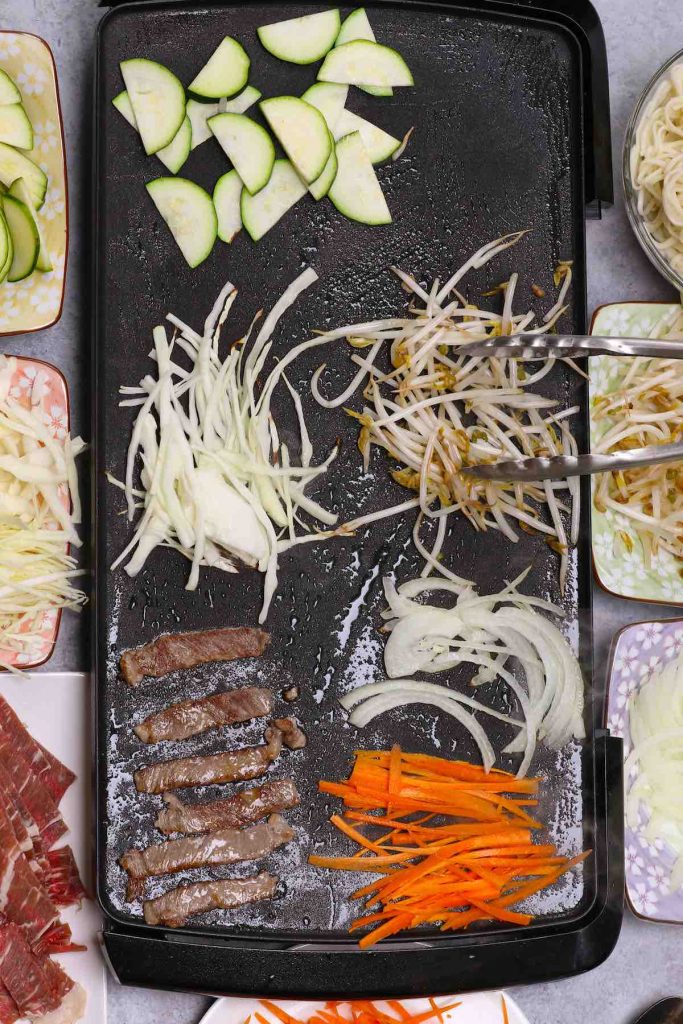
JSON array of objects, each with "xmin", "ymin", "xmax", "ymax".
[{"xmin": 94, "ymin": 0, "xmax": 623, "ymax": 997}]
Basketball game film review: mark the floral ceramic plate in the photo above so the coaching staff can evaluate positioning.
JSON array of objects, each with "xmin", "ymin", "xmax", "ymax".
[
  {"xmin": 0, "ymin": 32, "xmax": 67, "ymax": 335},
  {"xmin": 606, "ymin": 617, "xmax": 683, "ymax": 924},
  {"xmin": 201, "ymin": 993, "xmax": 529, "ymax": 1024},
  {"xmin": 0, "ymin": 356, "xmax": 70, "ymax": 670},
  {"xmin": 590, "ymin": 302, "xmax": 683, "ymax": 604}
]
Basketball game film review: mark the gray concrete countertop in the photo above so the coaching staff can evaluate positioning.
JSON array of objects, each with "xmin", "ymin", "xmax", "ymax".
[{"xmin": 0, "ymin": 0, "xmax": 681, "ymax": 1021}]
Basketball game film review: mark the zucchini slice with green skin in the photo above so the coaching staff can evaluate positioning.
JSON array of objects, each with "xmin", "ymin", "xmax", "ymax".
[
  {"xmin": 146, "ymin": 177, "xmax": 217, "ymax": 268},
  {"xmin": 0, "ymin": 70, "xmax": 21, "ymax": 106},
  {"xmin": 2, "ymin": 194, "xmax": 39, "ymax": 282},
  {"xmin": 0, "ymin": 104, "xmax": 33, "ymax": 150},
  {"xmin": 309, "ymin": 137, "xmax": 338, "ymax": 200},
  {"xmin": 187, "ymin": 87, "xmax": 262, "ymax": 150},
  {"xmin": 157, "ymin": 115, "xmax": 192, "ymax": 174},
  {"xmin": 0, "ymin": 210, "xmax": 13, "ymax": 284},
  {"xmin": 113, "ymin": 91, "xmax": 191, "ymax": 173},
  {"xmin": 329, "ymin": 131, "xmax": 391, "ymax": 225},
  {"xmin": 241, "ymin": 159, "xmax": 307, "ymax": 241},
  {"xmin": 335, "ymin": 8, "xmax": 392, "ymax": 97},
  {"xmin": 213, "ymin": 169, "xmax": 242, "ymax": 244},
  {"xmin": 208, "ymin": 112, "xmax": 275, "ymax": 195},
  {"xmin": 0, "ymin": 143, "xmax": 47, "ymax": 208},
  {"xmin": 120, "ymin": 58, "xmax": 186, "ymax": 155},
  {"xmin": 189, "ymin": 37, "xmax": 250, "ymax": 99},
  {"xmin": 333, "ymin": 109, "xmax": 399, "ymax": 164},
  {"xmin": 318, "ymin": 40, "xmax": 413, "ymax": 88},
  {"xmin": 8, "ymin": 178, "xmax": 52, "ymax": 272},
  {"xmin": 224, "ymin": 85, "xmax": 262, "ymax": 115},
  {"xmin": 257, "ymin": 10, "xmax": 341, "ymax": 65},
  {"xmin": 260, "ymin": 96, "xmax": 331, "ymax": 184},
  {"xmin": 112, "ymin": 89, "xmax": 137, "ymax": 128},
  {"xmin": 187, "ymin": 98, "xmax": 219, "ymax": 149},
  {"xmin": 301, "ymin": 82, "xmax": 347, "ymax": 133}
]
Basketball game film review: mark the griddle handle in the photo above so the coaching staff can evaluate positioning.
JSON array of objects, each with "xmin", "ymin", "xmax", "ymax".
[{"xmin": 102, "ymin": 733, "xmax": 624, "ymax": 998}]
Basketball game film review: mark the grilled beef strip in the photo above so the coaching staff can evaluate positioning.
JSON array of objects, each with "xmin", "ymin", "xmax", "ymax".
[
  {"xmin": 120, "ymin": 814, "xmax": 294, "ymax": 894},
  {"xmin": 120, "ymin": 626, "xmax": 270, "ymax": 686},
  {"xmin": 154, "ymin": 780, "xmax": 300, "ymax": 836},
  {"xmin": 134, "ymin": 718, "xmax": 303, "ymax": 794},
  {"xmin": 134, "ymin": 686, "xmax": 273, "ymax": 744},
  {"xmin": 143, "ymin": 871, "xmax": 278, "ymax": 928}
]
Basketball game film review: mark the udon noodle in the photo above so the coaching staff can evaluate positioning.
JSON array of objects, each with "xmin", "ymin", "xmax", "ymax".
[{"xmin": 631, "ymin": 61, "xmax": 683, "ymax": 278}]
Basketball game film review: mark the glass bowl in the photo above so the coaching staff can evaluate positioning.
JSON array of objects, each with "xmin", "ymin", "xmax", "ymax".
[{"xmin": 623, "ymin": 47, "xmax": 683, "ymax": 295}]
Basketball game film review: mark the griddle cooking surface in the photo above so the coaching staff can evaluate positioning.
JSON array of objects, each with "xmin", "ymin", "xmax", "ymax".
[{"xmin": 96, "ymin": 0, "xmax": 592, "ymax": 939}]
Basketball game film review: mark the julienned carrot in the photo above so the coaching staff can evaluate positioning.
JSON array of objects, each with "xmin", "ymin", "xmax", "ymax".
[
  {"xmin": 256, "ymin": 999, "xmax": 463, "ymax": 1024},
  {"xmin": 310, "ymin": 745, "xmax": 590, "ymax": 948}
]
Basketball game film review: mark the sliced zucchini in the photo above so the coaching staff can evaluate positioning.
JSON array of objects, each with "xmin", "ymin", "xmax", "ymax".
[
  {"xmin": 329, "ymin": 131, "xmax": 391, "ymax": 225},
  {"xmin": 260, "ymin": 96, "xmax": 331, "ymax": 184},
  {"xmin": 2, "ymin": 194, "xmax": 39, "ymax": 282},
  {"xmin": 187, "ymin": 98, "xmax": 219, "ymax": 149},
  {"xmin": 301, "ymin": 82, "xmax": 347, "ymax": 133},
  {"xmin": 157, "ymin": 115, "xmax": 192, "ymax": 174},
  {"xmin": 208, "ymin": 113, "xmax": 275, "ymax": 195},
  {"xmin": 146, "ymin": 177, "xmax": 217, "ymax": 268},
  {"xmin": 318, "ymin": 40, "xmax": 413, "ymax": 88},
  {"xmin": 0, "ymin": 70, "xmax": 21, "ymax": 106},
  {"xmin": 224, "ymin": 85, "xmax": 262, "ymax": 115},
  {"xmin": 189, "ymin": 37, "xmax": 250, "ymax": 99},
  {"xmin": 0, "ymin": 143, "xmax": 47, "ymax": 208},
  {"xmin": 0, "ymin": 104, "xmax": 33, "ymax": 150},
  {"xmin": 0, "ymin": 210, "xmax": 13, "ymax": 284},
  {"xmin": 113, "ymin": 89, "xmax": 190, "ymax": 173},
  {"xmin": 213, "ymin": 169, "xmax": 242, "ymax": 244},
  {"xmin": 309, "ymin": 137, "xmax": 337, "ymax": 200},
  {"xmin": 186, "ymin": 88, "xmax": 261, "ymax": 150},
  {"xmin": 335, "ymin": 8, "xmax": 393, "ymax": 97},
  {"xmin": 120, "ymin": 58, "xmax": 186, "ymax": 155},
  {"xmin": 258, "ymin": 10, "xmax": 341, "ymax": 65},
  {"xmin": 241, "ymin": 159, "xmax": 307, "ymax": 242},
  {"xmin": 334, "ymin": 109, "xmax": 399, "ymax": 163},
  {"xmin": 112, "ymin": 89, "xmax": 137, "ymax": 128},
  {"xmin": 8, "ymin": 178, "xmax": 52, "ymax": 272}
]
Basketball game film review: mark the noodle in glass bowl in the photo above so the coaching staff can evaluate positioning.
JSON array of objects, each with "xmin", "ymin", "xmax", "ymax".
[{"xmin": 624, "ymin": 48, "xmax": 683, "ymax": 293}]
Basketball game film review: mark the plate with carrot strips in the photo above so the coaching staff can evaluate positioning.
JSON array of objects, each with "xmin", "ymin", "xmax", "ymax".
[{"xmin": 200, "ymin": 993, "xmax": 530, "ymax": 1024}]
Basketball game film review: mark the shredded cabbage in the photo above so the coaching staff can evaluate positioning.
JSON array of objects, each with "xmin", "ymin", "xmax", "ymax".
[
  {"xmin": 113, "ymin": 270, "xmax": 339, "ymax": 622},
  {"xmin": 0, "ymin": 356, "xmax": 86, "ymax": 670}
]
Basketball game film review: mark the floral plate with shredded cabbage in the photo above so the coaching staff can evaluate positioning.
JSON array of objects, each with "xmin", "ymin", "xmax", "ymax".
[
  {"xmin": 590, "ymin": 302, "xmax": 683, "ymax": 604},
  {"xmin": 0, "ymin": 32, "xmax": 67, "ymax": 335},
  {"xmin": 606, "ymin": 617, "xmax": 683, "ymax": 924},
  {"xmin": 0, "ymin": 356, "xmax": 70, "ymax": 669}
]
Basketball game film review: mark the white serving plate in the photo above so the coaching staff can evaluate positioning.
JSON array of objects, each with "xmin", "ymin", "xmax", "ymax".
[
  {"xmin": 200, "ymin": 992, "xmax": 530, "ymax": 1024},
  {"xmin": 0, "ymin": 672, "xmax": 107, "ymax": 1024}
]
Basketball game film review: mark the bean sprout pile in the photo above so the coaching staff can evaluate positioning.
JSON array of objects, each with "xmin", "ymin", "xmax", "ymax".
[
  {"xmin": 593, "ymin": 308, "xmax": 683, "ymax": 566},
  {"xmin": 311, "ymin": 232, "xmax": 579, "ymax": 592},
  {"xmin": 630, "ymin": 61, "xmax": 683, "ymax": 277}
]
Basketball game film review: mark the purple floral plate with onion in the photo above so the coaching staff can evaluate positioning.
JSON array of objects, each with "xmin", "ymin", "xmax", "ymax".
[{"xmin": 606, "ymin": 618, "xmax": 683, "ymax": 924}]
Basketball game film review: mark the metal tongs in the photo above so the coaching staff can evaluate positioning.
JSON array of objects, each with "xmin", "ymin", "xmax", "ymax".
[{"xmin": 459, "ymin": 333, "xmax": 683, "ymax": 481}]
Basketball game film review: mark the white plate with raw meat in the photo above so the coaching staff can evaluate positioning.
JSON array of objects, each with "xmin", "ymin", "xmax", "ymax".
[
  {"xmin": 0, "ymin": 672, "xmax": 107, "ymax": 1024},
  {"xmin": 201, "ymin": 992, "xmax": 530, "ymax": 1024}
]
